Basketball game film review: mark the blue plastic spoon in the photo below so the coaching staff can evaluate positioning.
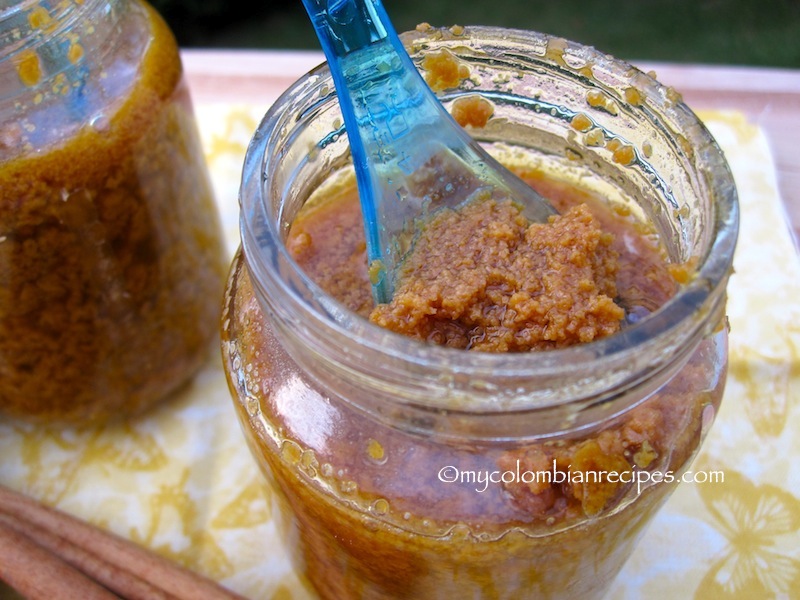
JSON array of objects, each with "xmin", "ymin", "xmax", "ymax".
[{"xmin": 300, "ymin": 0, "xmax": 556, "ymax": 303}]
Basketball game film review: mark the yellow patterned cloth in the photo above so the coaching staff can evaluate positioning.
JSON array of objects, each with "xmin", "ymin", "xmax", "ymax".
[{"xmin": 1, "ymin": 105, "xmax": 798, "ymax": 600}]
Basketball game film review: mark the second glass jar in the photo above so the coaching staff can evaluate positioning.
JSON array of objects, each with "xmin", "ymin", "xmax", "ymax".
[{"xmin": 0, "ymin": 0, "xmax": 227, "ymax": 424}]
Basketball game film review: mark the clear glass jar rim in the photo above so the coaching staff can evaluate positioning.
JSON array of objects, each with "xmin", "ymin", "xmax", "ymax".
[
  {"xmin": 239, "ymin": 25, "xmax": 739, "ymax": 408},
  {"xmin": 0, "ymin": 0, "xmax": 104, "ymax": 59}
]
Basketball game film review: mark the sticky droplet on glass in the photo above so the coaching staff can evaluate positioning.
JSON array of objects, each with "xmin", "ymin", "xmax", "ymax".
[{"xmin": 366, "ymin": 438, "xmax": 387, "ymax": 464}]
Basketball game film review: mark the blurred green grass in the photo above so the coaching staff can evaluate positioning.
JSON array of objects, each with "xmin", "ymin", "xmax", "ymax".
[{"xmin": 152, "ymin": 0, "xmax": 800, "ymax": 68}]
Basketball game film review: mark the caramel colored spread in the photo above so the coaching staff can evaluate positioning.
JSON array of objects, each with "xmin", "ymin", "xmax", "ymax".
[
  {"xmin": 370, "ymin": 199, "xmax": 624, "ymax": 351},
  {"xmin": 421, "ymin": 48, "xmax": 470, "ymax": 91},
  {"xmin": 287, "ymin": 168, "xmax": 678, "ymax": 340},
  {"xmin": 451, "ymin": 95, "xmax": 494, "ymax": 128}
]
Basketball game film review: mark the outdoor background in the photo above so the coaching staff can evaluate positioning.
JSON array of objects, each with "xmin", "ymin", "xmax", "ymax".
[{"xmin": 150, "ymin": 0, "xmax": 800, "ymax": 68}]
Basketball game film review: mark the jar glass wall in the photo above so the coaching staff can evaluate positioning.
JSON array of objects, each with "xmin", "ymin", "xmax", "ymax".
[
  {"xmin": 223, "ymin": 26, "xmax": 738, "ymax": 599},
  {"xmin": 0, "ymin": 0, "xmax": 228, "ymax": 423}
]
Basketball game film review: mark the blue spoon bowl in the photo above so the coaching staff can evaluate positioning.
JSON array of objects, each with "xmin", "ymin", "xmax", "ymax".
[{"xmin": 300, "ymin": 0, "xmax": 556, "ymax": 303}]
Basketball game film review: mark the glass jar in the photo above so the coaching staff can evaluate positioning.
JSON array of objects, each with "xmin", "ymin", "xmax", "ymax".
[
  {"xmin": 222, "ymin": 26, "xmax": 738, "ymax": 599},
  {"xmin": 0, "ymin": 0, "xmax": 227, "ymax": 423}
]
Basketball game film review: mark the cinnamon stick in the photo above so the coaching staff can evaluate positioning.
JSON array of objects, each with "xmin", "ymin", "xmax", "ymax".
[
  {"xmin": 0, "ymin": 518, "xmax": 120, "ymax": 600},
  {"xmin": 0, "ymin": 485, "xmax": 246, "ymax": 600},
  {"xmin": 0, "ymin": 513, "xmax": 179, "ymax": 600}
]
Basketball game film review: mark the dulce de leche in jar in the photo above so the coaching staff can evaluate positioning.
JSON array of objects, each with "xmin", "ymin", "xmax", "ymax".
[
  {"xmin": 222, "ymin": 25, "xmax": 738, "ymax": 600},
  {"xmin": 0, "ymin": 0, "xmax": 227, "ymax": 424}
]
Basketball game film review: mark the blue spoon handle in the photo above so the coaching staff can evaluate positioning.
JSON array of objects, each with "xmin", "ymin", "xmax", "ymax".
[
  {"xmin": 302, "ymin": 0, "xmax": 388, "ymax": 54},
  {"xmin": 301, "ymin": 0, "xmax": 470, "ymax": 302},
  {"xmin": 301, "ymin": 0, "xmax": 555, "ymax": 303}
]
